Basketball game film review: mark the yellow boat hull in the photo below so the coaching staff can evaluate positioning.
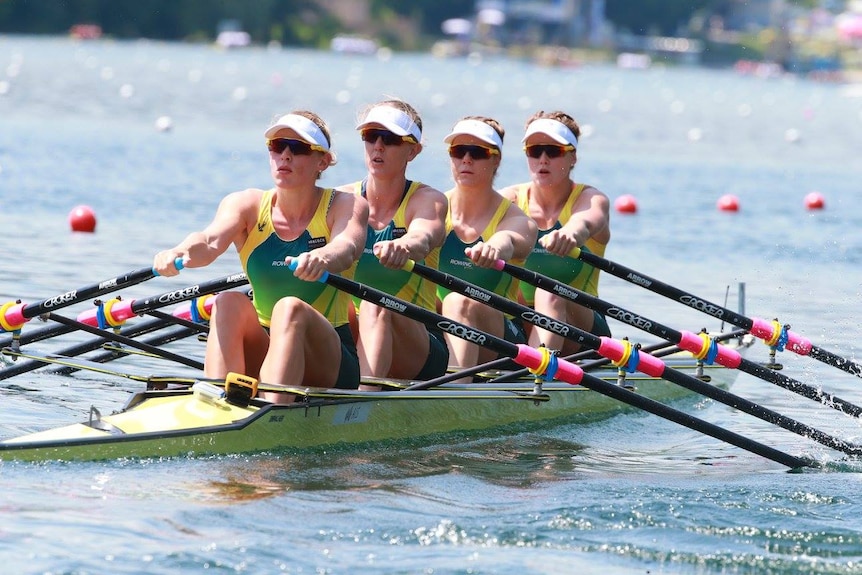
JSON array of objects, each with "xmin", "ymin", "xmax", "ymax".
[{"xmin": 0, "ymin": 356, "xmax": 744, "ymax": 462}]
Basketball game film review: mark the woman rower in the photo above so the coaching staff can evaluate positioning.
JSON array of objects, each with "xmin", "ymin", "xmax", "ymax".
[
  {"xmin": 437, "ymin": 116, "xmax": 537, "ymax": 380},
  {"xmin": 153, "ymin": 110, "xmax": 368, "ymax": 390},
  {"xmin": 500, "ymin": 110, "xmax": 612, "ymax": 354},
  {"xmin": 337, "ymin": 99, "xmax": 449, "ymax": 384}
]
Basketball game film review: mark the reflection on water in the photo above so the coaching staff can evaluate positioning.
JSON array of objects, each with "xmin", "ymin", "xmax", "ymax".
[{"xmin": 197, "ymin": 435, "xmax": 586, "ymax": 502}]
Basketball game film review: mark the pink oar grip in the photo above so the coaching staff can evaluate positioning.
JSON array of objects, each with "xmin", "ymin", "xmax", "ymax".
[
  {"xmin": 784, "ymin": 332, "xmax": 813, "ymax": 355},
  {"xmin": 677, "ymin": 331, "xmax": 743, "ymax": 368},
  {"xmin": 492, "ymin": 259, "xmax": 506, "ymax": 271},
  {"xmin": 76, "ymin": 300, "xmax": 137, "ymax": 327},
  {"xmin": 749, "ymin": 317, "xmax": 778, "ymax": 340},
  {"xmin": 514, "ymin": 344, "xmax": 584, "ymax": 385},
  {"xmin": 597, "ymin": 337, "xmax": 666, "ymax": 377},
  {"xmin": 750, "ymin": 317, "xmax": 813, "ymax": 355},
  {"xmin": 2, "ymin": 303, "xmax": 26, "ymax": 327},
  {"xmin": 173, "ymin": 295, "xmax": 215, "ymax": 320}
]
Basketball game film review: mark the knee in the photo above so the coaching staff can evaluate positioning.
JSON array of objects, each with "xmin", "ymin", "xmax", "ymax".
[
  {"xmin": 358, "ymin": 302, "xmax": 393, "ymax": 328},
  {"xmin": 270, "ymin": 296, "xmax": 312, "ymax": 328},
  {"xmin": 211, "ymin": 291, "xmax": 253, "ymax": 320},
  {"xmin": 441, "ymin": 293, "xmax": 482, "ymax": 320}
]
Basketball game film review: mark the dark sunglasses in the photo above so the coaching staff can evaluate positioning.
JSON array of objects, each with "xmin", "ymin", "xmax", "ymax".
[
  {"xmin": 267, "ymin": 138, "xmax": 326, "ymax": 155},
  {"xmin": 524, "ymin": 144, "xmax": 574, "ymax": 159},
  {"xmin": 448, "ymin": 144, "xmax": 500, "ymax": 160},
  {"xmin": 360, "ymin": 128, "xmax": 415, "ymax": 146}
]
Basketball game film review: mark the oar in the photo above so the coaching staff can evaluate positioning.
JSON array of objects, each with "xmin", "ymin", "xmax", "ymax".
[
  {"xmin": 50, "ymin": 325, "xmax": 200, "ymax": 378},
  {"xmin": 498, "ymin": 261, "xmax": 862, "ymax": 418},
  {"xmin": 0, "ymin": 275, "xmax": 248, "ymax": 381},
  {"xmin": 568, "ymin": 248, "xmax": 862, "ymax": 379},
  {"xmin": 405, "ymin": 260, "xmax": 862, "ymax": 458},
  {"xmin": 0, "ymin": 316, "xmax": 179, "ymax": 381},
  {"xmin": 292, "ymin": 265, "xmax": 813, "ymax": 470},
  {"xmin": 420, "ymin": 338, "xmax": 684, "ymax": 390},
  {"xmin": 485, "ymin": 337, "xmax": 721, "ymax": 384},
  {"xmin": 43, "ymin": 313, "xmax": 204, "ymax": 370},
  {"xmin": 74, "ymin": 272, "xmax": 247, "ymax": 328},
  {"xmin": 0, "ymin": 258, "xmax": 185, "ymax": 336}
]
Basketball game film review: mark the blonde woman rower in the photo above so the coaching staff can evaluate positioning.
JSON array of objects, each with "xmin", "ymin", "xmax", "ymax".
[
  {"xmin": 437, "ymin": 116, "xmax": 537, "ymax": 378},
  {"xmin": 501, "ymin": 110, "xmax": 611, "ymax": 355},
  {"xmin": 338, "ymin": 99, "xmax": 449, "ymax": 383},
  {"xmin": 154, "ymin": 111, "xmax": 368, "ymax": 390}
]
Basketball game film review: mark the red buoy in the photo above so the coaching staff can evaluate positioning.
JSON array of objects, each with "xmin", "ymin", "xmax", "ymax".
[
  {"xmin": 717, "ymin": 194, "xmax": 740, "ymax": 212},
  {"xmin": 69, "ymin": 205, "xmax": 97, "ymax": 232},
  {"xmin": 614, "ymin": 194, "xmax": 638, "ymax": 214},
  {"xmin": 804, "ymin": 191, "xmax": 825, "ymax": 210}
]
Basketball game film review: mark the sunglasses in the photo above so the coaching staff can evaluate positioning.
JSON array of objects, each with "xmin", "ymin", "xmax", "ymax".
[
  {"xmin": 360, "ymin": 128, "xmax": 415, "ymax": 146},
  {"xmin": 448, "ymin": 144, "xmax": 500, "ymax": 160},
  {"xmin": 267, "ymin": 138, "xmax": 326, "ymax": 155},
  {"xmin": 524, "ymin": 144, "xmax": 574, "ymax": 159}
]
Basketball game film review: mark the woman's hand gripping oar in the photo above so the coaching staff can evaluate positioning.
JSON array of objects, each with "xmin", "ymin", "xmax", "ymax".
[
  {"xmin": 288, "ymin": 261, "xmax": 814, "ymax": 471},
  {"xmin": 497, "ymin": 260, "xmax": 862, "ymax": 418},
  {"xmin": 568, "ymin": 248, "xmax": 862, "ymax": 380},
  {"xmin": 403, "ymin": 260, "xmax": 862, "ymax": 459}
]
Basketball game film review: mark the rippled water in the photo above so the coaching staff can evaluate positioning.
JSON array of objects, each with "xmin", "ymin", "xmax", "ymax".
[{"xmin": 2, "ymin": 35, "xmax": 862, "ymax": 574}]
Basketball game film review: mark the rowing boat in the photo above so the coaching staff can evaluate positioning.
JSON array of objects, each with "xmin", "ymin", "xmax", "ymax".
[
  {"xmin": 5, "ymin": 261, "xmax": 843, "ymax": 470},
  {"xmin": 0, "ymin": 337, "xmax": 753, "ymax": 462}
]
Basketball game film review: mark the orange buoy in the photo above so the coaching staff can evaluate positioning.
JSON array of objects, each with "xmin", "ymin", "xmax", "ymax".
[
  {"xmin": 717, "ymin": 194, "xmax": 740, "ymax": 212},
  {"xmin": 69, "ymin": 205, "xmax": 97, "ymax": 232},
  {"xmin": 614, "ymin": 194, "xmax": 638, "ymax": 214},
  {"xmin": 804, "ymin": 191, "xmax": 825, "ymax": 210}
]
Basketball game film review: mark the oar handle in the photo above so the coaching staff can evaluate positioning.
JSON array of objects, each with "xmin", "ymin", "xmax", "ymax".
[
  {"xmin": 153, "ymin": 257, "xmax": 186, "ymax": 276},
  {"xmin": 286, "ymin": 258, "xmax": 330, "ymax": 282}
]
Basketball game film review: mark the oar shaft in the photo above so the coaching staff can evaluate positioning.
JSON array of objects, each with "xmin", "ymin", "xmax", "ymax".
[
  {"xmin": 47, "ymin": 313, "xmax": 203, "ymax": 370},
  {"xmin": 412, "ymin": 262, "xmax": 862, "ymax": 457},
  {"xmin": 76, "ymin": 273, "xmax": 248, "ymax": 327},
  {"xmin": 1, "ymin": 259, "xmax": 184, "ymax": 330},
  {"xmin": 574, "ymin": 249, "xmax": 862, "ymax": 378},
  {"xmin": 0, "ymin": 316, "xmax": 175, "ymax": 380},
  {"xmin": 317, "ymin": 270, "xmax": 812, "ymax": 469},
  {"xmin": 503, "ymin": 262, "xmax": 862, "ymax": 418},
  {"xmin": 50, "ymin": 325, "xmax": 199, "ymax": 377}
]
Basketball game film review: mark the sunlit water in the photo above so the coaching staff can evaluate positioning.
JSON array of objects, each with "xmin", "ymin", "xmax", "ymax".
[{"xmin": 2, "ymin": 35, "xmax": 862, "ymax": 574}]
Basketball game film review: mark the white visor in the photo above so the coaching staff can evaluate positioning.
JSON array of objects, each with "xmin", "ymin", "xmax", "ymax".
[
  {"xmin": 443, "ymin": 119, "xmax": 503, "ymax": 150},
  {"xmin": 356, "ymin": 106, "xmax": 422, "ymax": 141},
  {"xmin": 521, "ymin": 118, "xmax": 578, "ymax": 149},
  {"xmin": 264, "ymin": 113, "xmax": 337, "ymax": 165}
]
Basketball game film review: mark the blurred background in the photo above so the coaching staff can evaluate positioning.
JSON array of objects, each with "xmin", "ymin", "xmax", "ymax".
[{"xmin": 1, "ymin": 0, "xmax": 861, "ymax": 80}]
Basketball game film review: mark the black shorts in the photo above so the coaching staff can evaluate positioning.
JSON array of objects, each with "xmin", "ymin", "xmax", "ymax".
[
  {"xmin": 503, "ymin": 316, "xmax": 528, "ymax": 345},
  {"xmin": 590, "ymin": 311, "xmax": 612, "ymax": 337},
  {"xmin": 414, "ymin": 328, "xmax": 450, "ymax": 380},
  {"xmin": 333, "ymin": 323, "xmax": 360, "ymax": 389}
]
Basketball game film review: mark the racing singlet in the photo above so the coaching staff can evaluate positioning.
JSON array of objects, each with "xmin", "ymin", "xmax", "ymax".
[
  {"xmin": 513, "ymin": 183, "xmax": 607, "ymax": 306},
  {"xmin": 437, "ymin": 192, "xmax": 521, "ymax": 305},
  {"xmin": 348, "ymin": 180, "xmax": 439, "ymax": 311},
  {"xmin": 238, "ymin": 188, "xmax": 355, "ymax": 328}
]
